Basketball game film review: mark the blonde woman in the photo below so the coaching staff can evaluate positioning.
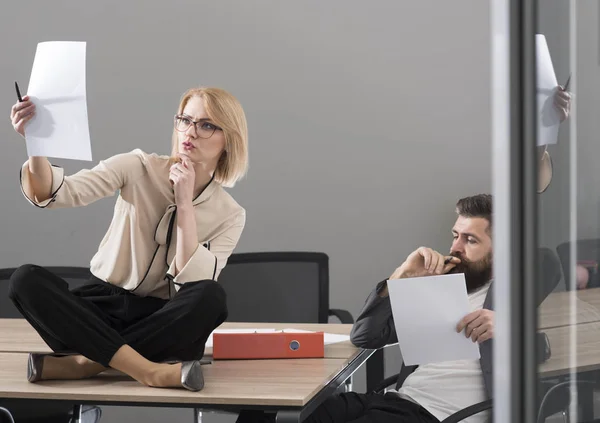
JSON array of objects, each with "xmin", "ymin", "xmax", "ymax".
[{"xmin": 8, "ymin": 87, "xmax": 248, "ymax": 391}]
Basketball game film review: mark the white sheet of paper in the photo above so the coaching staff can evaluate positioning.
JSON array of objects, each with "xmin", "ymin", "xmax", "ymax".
[
  {"xmin": 280, "ymin": 328, "xmax": 351, "ymax": 345},
  {"xmin": 536, "ymin": 34, "xmax": 560, "ymax": 147},
  {"xmin": 204, "ymin": 328, "xmax": 351, "ymax": 349},
  {"xmin": 324, "ymin": 334, "xmax": 351, "ymax": 345},
  {"xmin": 387, "ymin": 274, "xmax": 480, "ymax": 366},
  {"xmin": 24, "ymin": 41, "xmax": 92, "ymax": 161}
]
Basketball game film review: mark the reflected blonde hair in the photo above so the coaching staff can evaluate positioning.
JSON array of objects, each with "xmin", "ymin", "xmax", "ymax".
[{"xmin": 171, "ymin": 87, "xmax": 249, "ymax": 187}]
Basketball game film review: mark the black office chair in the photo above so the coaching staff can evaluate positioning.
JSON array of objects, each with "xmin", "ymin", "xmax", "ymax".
[
  {"xmin": 369, "ymin": 373, "xmax": 492, "ymax": 423},
  {"xmin": 370, "ymin": 378, "xmax": 595, "ymax": 423},
  {"xmin": 538, "ymin": 247, "xmax": 563, "ymax": 303},
  {"xmin": 218, "ymin": 252, "xmax": 353, "ymax": 324},
  {"xmin": 215, "ymin": 252, "xmax": 355, "ymax": 423},
  {"xmin": 371, "ymin": 363, "xmax": 583, "ymax": 423},
  {"xmin": 0, "ymin": 266, "xmax": 102, "ymax": 423},
  {"xmin": 556, "ymin": 239, "xmax": 600, "ymax": 290}
]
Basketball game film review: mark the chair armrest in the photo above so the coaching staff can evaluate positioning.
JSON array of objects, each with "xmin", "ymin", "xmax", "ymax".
[
  {"xmin": 440, "ymin": 399, "xmax": 493, "ymax": 423},
  {"xmin": 537, "ymin": 380, "xmax": 595, "ymax": 423},
  {"xmin": 371, "ymin": 373, "xmax": 400, "ymax": 394},
  {"xmin": 0, "ymin": 407, "xmax": 15, "ymax": 423},
  {"xmin": 329, "ymin": 308, "xmax": 354, "ymax": 324}
]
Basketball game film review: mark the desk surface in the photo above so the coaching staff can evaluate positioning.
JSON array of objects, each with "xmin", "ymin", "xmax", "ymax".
[
  {"xmin": 539, "ymin": 321, "xmax": 600, "ymax": 378},
  {"xmin": 0, "ymin": 352, "xmax": 351, "ymax": 406},
  {"xmin": 0, "ymin": 321, "xmax": 368, "ymax": 408},
  {"xmin": 539, "ymin": 288, "xmax": 600, "ymax": 329},
  {"xmin": 0, "ymin": 320, "xmax": 358, "ymax": 360}
]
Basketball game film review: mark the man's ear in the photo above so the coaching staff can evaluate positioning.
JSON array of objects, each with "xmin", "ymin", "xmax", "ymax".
[{"xmin": 538, "ymin": 149, "xmax": 553, "ymax": 194}]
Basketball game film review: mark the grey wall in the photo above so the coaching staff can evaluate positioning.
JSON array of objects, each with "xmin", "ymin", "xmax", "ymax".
[{"xmin": 0, "ymin": 1, "xmax": 491, "ymax": 422}]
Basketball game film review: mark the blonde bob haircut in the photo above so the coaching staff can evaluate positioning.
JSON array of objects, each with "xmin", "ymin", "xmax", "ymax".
[{"xmin": 171, "ymin": 87, "xmax": 249, "ymax": 188}]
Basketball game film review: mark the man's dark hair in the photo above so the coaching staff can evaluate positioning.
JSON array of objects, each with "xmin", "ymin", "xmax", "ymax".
[{"xmin": 455, "ymin": 194, "xmax": 493, "ymax": 233}]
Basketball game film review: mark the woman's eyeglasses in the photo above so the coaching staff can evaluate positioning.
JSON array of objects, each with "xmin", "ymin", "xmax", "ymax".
[{"xmin": 174, "ymin": 115, "xmax": 222, "ymax": 139}]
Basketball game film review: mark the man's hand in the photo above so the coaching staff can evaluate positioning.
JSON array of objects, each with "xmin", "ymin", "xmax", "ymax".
[
  {"xmin": 390, "ymin": 247, "xmax": 460, "ymax": 279},
  {"xmin": 377, "ymin": 248, "xmax": 461, "ymax": 298},
  {"xmin": 555, "ymin": 86, "xmax": 572, "ymax": 122},
  {"xmin": 456, "ymin": 309, "xmax": 495, "ymax": 343}
]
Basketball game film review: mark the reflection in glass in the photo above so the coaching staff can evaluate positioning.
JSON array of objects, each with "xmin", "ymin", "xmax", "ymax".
[{"xmin": 535, "ymin": 2, "xmax": 600, "ymax": 422}]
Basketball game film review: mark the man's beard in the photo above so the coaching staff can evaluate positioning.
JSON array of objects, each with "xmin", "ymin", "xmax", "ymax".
[{"xmin": 448, "ymin": 252, "xmax": 493, "ymax": 293}]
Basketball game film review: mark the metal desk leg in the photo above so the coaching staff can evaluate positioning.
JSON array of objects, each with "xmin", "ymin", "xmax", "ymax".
[
  {"xmin": 344, "ymin": 375, "xmax": 353, "ymax": 392},
  {"xmin": 276, "ymin": 410, "xmax": 301, "ymax": 423},
  {"xmin": 193, "ymin": 408, "xmax": 203, "ymax": 423},
  {"xmin": 71, "ymin": 405, "xmax": 82, "ymax": 423}
]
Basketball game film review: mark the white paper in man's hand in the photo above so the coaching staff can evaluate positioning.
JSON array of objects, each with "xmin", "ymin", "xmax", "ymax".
[
  {"xmin": 387, "ymin": 274, "xmax": 480, "ymax": 366},
  {"xmin": 536, "ymin": 34, "xmax": 560, "ymax": 147},
  {"xmin": 24, "ymin": 41, "xmax": 92, "ymax": 161}
]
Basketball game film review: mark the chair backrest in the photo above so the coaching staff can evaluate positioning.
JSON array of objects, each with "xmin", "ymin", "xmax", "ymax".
[
  {"xmin": 0, "ymin": 266, "xmax": 92, "ymax": 318},
  {"xmin": 538, "ymin": 247, "xmax": 562, "ymax": 303},
  {"xmin": 556, "ymin": 239, "xmax": 600, "ymax": 290},
  {"xmin": 217, "ymin": 252, "xmax": 330, "ymax": 323}
]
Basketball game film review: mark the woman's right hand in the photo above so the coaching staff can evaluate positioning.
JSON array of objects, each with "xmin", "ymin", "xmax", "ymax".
[{"xmin": 10, "ymin": 96, "xmax": 35, "ymax": 138}]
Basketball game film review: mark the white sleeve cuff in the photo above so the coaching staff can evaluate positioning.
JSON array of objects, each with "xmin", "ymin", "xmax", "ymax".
[
  {"xmin": 166, "ymin": 244, "xmax": 217, "ymax": 291},
  {"xmin": 20, "ymin": 161, "xmax": 65, "ymax": 208}
]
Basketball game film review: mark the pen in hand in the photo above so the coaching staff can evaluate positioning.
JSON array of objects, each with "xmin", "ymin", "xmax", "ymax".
[
  {"xmin": 11, "ymin": 81, "xmax": 35, "ymax": 138},
  {"xmin": 563, "ymin": 74, "xmax": 571, "ymax": 91},
  {"xmin": 15, "ymin": 81, "xmax": 23, "ymax": 102}
]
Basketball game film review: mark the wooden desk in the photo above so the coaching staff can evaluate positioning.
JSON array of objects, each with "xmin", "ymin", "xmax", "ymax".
[
  {"xmin": 536, "ymin": 289, "xmax": 600, "ymax": 382},
  {"xmin": 0, "ymin": 353, "xmax": 349, "ymax": 407},
  {"xmin": 0, "ymin": 320, "xmax": 358, "ymax": 360},
  {"xmin": 0, "ymin": 320, "xmax": 372, "ymax": 422},
  {"xmin": 539, "ymin": 288, "xmax": 600, "ymax": 329},
  {"xmin": 539, "ymin": 321, "xmax": 600, "ymax": 378}
]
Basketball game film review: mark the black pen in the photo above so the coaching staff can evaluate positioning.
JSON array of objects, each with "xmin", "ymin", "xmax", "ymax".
[
  {"xmin": 15, "ymin": 81, "xmax": 23, "ymax": 102},
  {"xmin": 563, "ymin": 74, "xmax": 571, "ymax": 91}
]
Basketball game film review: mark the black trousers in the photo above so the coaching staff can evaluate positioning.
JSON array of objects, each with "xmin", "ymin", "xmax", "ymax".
[
  {"xmin": 8, "ymin": 264, "xmax": 228, "ymax": 367},
  {"xmin": 237, "ymin": 392, "xmax": 439, "ymax": 423}
]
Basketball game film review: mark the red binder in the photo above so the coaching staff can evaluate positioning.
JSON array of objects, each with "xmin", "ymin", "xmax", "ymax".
[{"xmin": 213, "ymin": 331, "xmax": 325, "ymax": 359}]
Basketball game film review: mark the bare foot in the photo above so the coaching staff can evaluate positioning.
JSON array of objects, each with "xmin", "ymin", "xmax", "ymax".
[{"xmin": 41, "ymin": 355, "xmax": 107, "ymax": 380}]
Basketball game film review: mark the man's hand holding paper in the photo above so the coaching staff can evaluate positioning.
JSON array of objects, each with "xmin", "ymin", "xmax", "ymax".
[
  {"xmin": 457, "ymin": 309, "xmax": 495, "ymax": 344},
  {"xmin": 387, "ymin": 273, "xmax": 483, "ymax": 365}
]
